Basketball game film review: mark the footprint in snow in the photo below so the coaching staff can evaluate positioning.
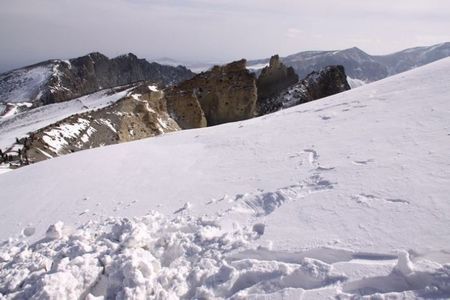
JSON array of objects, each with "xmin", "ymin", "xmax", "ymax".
[
  {"xmin": 174, "ymin": 202, "xmax": 192, "ymax": 214},
  {"xmin": 22, "ymin": 226, "xmax": 36, "ymax": 237},
  {"xmin": 352, "ymin": 159, "xmax": 374, "ymax": 165}
]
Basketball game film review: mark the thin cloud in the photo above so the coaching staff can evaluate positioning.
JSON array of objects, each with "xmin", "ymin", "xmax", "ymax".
[{"xmin": 0, "ymin": 0, "xmax": 449, "ymax": 72}]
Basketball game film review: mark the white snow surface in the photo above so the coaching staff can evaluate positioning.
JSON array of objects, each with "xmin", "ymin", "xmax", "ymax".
[
  {"xmin": 346, "ymin": 76, "xmax": 366, "ymax": 89},
  {"xmin": 246, "ymin": 63, "xmax": 269, "ymax": 71},
  {"xmin": 0, "ymin": 87, "xmax": 133, "ymax": 152},
  {"xmin": 42, "ymin": 118, "xmax": 91, "ymax": 153},
  {"xmin": 0, "ymin": 65, "xmax": 53, "ymax": 104},
  {"xmin": 1, "ymin": 58, "xmax": 450, "ymax": 299}
]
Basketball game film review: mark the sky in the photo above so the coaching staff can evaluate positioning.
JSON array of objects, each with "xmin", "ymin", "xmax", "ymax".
[{"xmin": 0, "ymin": 0, "xmax": 449, "ymax": 72}]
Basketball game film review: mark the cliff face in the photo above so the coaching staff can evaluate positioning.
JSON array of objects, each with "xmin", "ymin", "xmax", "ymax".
[
  {"xmin": 258, "ymin": 65, "xmax": 351, "ymax": 114},
  {"xmin": 0, "ymin": 52, "xmax": 195, "ymax": 111},
  {"xmin": 256, "ymin": 55, "xmax": 299, "ymax": 101},
  {"xmin": 166, "ymin": 59, "xmax": 257, "ymax": 128},
  {"xmin": 41, "ymin": 53, "xmax": 195, "ymax": 105}
]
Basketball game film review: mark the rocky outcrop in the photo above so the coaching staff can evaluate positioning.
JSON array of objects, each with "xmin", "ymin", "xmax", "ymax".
[
  {"xmin": 165, "ymin": 59, "xmax": 257, "ymax": 128},
  {"xmin": 0, "ymin": 60, "xmax": 259, "ymax": 166},
  {"xmin": 40, "ymin": 53, "xmax": 195, "ymax": 105},
  {"xmin": 164, "ymin": 87, "xmax": 207, "ymax": 129},
  {"xmin": 258, "ymin": 65, "xmax": 351, "ymax": 114},
  {"xmin": 13, "ymin": 84, "xmax": 180, "ymax": 165},
  {"xmin": 0, "ymin": 52, "xmax": 195, "ymax": 110},
  {"xmin": 256, "ymin": 55, "xmax": 298, "ymax": 101}
]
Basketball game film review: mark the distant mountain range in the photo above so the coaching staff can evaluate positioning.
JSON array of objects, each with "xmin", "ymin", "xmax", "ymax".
[{"xmin": 248, "ymin": 42, "xmax": 450, "ymax": 82}]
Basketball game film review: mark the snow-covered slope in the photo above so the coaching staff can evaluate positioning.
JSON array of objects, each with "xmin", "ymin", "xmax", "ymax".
[
  {"xmin": 0, "ymin": 86, "xmax": 134, "ymax": 152},
  {"xmin": 0, "ymin": 58, "xmax": 449, "ymax": 299},
  {"xmin": 0, "ymin": 63, "xmax": 54, "ymax": 104}
]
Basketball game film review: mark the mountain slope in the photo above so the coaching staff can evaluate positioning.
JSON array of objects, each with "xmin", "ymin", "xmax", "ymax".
[
  {"xmin": 0, "ymin": 85, "xmax": 135, "ymax": 152},
  {"xmin": 0, "ymin": 58, "xmax": 449, "ymax": 298},
  {"xmin": 248, "ymin": 42, "xmax": 450, "ymax": 82},
  {"xmin": 0, "ymin": 52, "xmax": 195, "ymax": 112}
]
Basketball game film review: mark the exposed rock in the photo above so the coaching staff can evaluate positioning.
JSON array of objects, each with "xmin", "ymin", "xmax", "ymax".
[
  {"xmin": 258, "ymin": 65, "xmax": 351, "ymax": 114},
  {"xmin": 256, "ymin": 55, "xmax": 299, "ymax": 103},
  {"xmin": 0, "ymin": 52, "xmax": 195, "ymax": 110},
  {"xmin": 165, "ymin": 59, "xmax": 257, "ymax": 128},
  {"xmin": 40, "ymin": 53, "xmax": 195, "ymax": 105},
  {"xmin": 164, "ymin": 86, "xmax": 207, "ymax": 129},
  {"xmin": 17, "ymin": 84, "xmax": 180, "ymax": 164},
  {"xmin": 0, "ymin": 62, "xmax": 351, "ymax": 168}
]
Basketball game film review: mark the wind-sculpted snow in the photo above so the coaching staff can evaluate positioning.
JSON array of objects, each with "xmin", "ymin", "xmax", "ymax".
[{"xmin": 0, "ymin": 212, "xmax": 448, "ymax": 299}]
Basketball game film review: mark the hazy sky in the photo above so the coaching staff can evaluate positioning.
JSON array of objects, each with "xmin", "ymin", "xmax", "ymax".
[{"xmin": 1, "ymin": 0, "xmax": 449, "ymax": 72}]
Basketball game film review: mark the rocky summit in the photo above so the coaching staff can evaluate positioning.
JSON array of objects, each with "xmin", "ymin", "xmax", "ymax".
[
  {"xmin": 256, "ymin": 55, "xmax": 298, "ymax": 106},
  {"xmin": 258, "ymin": 65, "xmax": 351, "ymax": 114},
  {"xmin": 165, "ymin": 59, "xmax": 257, "ymax": 128},
  {"xmin": 42, "ymin": 53, "xmax": 195, "ymax": 105}
]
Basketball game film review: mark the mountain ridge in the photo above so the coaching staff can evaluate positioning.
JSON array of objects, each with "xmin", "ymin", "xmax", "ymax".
[
  {"xmin": 0, "ymin": 52, "xmax": 195, "ymax": 110},
  {"xmin": 247, "ymin": 42, "xmax": 450, "ymax": 82}
]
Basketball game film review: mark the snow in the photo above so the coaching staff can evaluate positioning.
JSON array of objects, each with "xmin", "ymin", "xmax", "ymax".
[
  {"xmin": 0, "ymin": 87, "xmax": 133, "ymax": 152},
  {"xmin": 79, "ymin": 126, "xmax": 97, "ymax": 144},
  {"xmin": 1, "ymin": 102, "xmax": 33, "ymax": 119},
  {"xmin": 246, "ymin": 63, "xmax": 269, "ymax": 71},
  {"xmin": 0, "ymin": 164, "xmax": 12, "ymax": 175},
  {"xmin": 0, "ymin": 65, "xmax": 53, "ymax": 104},
  {"xmin": 148, "ymin": 85, "xmax": 159, "ymax": 92},
  {"xmin": 43, "ymin": 118, "xmax": 90, "ymax": 152},
  {"xmin": 131, "ymin": 93, "xmax": 142, "ymax": 100},
  {"xmin": 0, "ymin": 58, "xmax": 450, "ymax": 298},
  {"xmin": 346, "ymin": 76, "xmax": 366, "ymax": 89},
  {"xmin": 97, "ymin": 119, "xmax": 117, "ymax": 133}
]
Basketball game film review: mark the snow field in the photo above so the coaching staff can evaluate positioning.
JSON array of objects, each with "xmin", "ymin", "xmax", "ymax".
[{"xmin": 0, "ymin": 58, "xmax": 450, "ymax": 298}]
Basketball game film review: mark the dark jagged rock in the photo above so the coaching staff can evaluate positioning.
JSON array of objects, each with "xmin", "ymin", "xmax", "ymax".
[
  {"xmin": 165, "ymin": 59, "xmax": 257, "ymax": 128},
  {"xmin": 256, "ymin": 55, "xmax": 298, "ymax": 102},
  {"xmin": 258, "ymin": 65, "xmax": 351, "ymax": 115},
  {"xmin": 40, "ymin": 53, "xmax": 195, "ymax": 105},
  {"xmin": 0, "ymin": 52, "xmax": 195, "ymax": 109}
]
